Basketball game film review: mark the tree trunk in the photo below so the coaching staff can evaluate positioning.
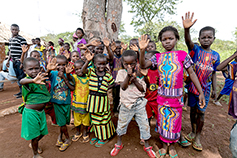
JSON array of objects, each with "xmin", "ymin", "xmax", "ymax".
[{"xmin": 82, "ymin": 0, "xmax": 122, "ymax": 42}]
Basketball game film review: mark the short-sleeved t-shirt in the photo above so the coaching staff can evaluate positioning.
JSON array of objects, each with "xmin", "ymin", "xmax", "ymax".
[
  {"xmin": 8, "ymin": 35, "xmax": 27, "ymax": 61},
  {"xmin": 22, "ymin": 76, "xmax": 51, "ymax": 105},
  {"xmin": 111, "ymin": 55, "xmax": 122, "ymax": 80},
  {"xmin": 49, "ymin": 71, "xmax": 73, "ymax": 104},
  {"xmin": 116, "ymin": 69, "xmax": 146, "ymax": 109},
  {"xmin": 150, "ymin": 50, "xmax": 193, "ymax": 107},
  {"xmin": 188, "ymin": 44, "xmax": 220, "ymax": 95}
]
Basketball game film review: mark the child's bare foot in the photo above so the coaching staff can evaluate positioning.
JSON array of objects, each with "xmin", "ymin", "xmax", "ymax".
[
  {"xmin": 169, "ymin": 145, "xmax": 178, "ymax": 158},
  {"xmin": 95, "ymin": 139, "xmax": 109, "ymax": 147},
  {"xmin": 193, "ymin": 136, "xmax": 202, "ymax": 151},
  {"xmin": 72, "ymin": 133, "xmax": 82, "ymax": 142},
  {"xmin": 29, "ymin": 143, "xmax": 43, "ymax": 154},
  {"xmin": 79, "ymin": 135, "xmax": 90, "ymax": 143},
  {"xmin": 56, "ymin": 136, "xmax": 64, "ymax": 147},
  {"xmin": 59, "ymin": 139, "xmax": 72, "ymax": 152},
  {"xmin": 185, "ymin": 132, "xmax": 195, "ymax": 142},
  {"xmin": 178, "ymin": 135, "xmax": 191, "ymax": 147},
  {"xmin": 156, "ymin": 143, "xmax": 168, "ymax": 158}
]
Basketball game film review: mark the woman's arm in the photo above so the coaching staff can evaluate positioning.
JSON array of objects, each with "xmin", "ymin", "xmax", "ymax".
[{"xmin": 216, "ymin": 52, "xmax": 237, "ymax": 71}]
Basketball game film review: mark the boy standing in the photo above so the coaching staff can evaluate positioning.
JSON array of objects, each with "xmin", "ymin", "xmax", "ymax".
[{"xmin": 182, "ymin": 12, "xmax": 220, "ymax": 151}]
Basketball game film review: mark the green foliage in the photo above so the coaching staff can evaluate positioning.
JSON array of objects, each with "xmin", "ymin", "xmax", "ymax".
[
  {"xmin": 40, "ymin": 31, "xmax": 74, "ymax": 51},
  {"xmin": 125, "ymin": 0, "xmax": 181, "ymax": 31},
  {"xmin": 119, "ymin": 21, "xmax": 126, "ymax": 36}
]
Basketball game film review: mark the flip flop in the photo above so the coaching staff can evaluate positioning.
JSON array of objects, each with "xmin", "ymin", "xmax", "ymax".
[
  {"xmin": 90, "ymin": 137, "xmax": 99, "ymax": 145},
  {"xmin": 29, "ymin": 143, "xmax": 43, "ymax": 154},
  {"xmin": 72, "ymin": 133, "xmax": 82, "ymax": 142},
  {"xmin": 193, "ymin": 141, "xmax": 203, "ymax": 151},
  {"xmin": 56, "ymin": 139, "xmax": 64, "ymax": 147},
  {"xmin": 59, "ymin": 141, "xmax": 71, "ymax": 152},
  {"xmin": 95, "ymin": 139, "xmax": 109, "ymax": 147},
  {"xmin": 143, "ymin": 146, "xmax": 157, "ymax": 158},
  {"xmin": 177, "ymin": 139, "xmax": 191, "ymax": 147},
  {"xmin": 169, "ymin": 148, "xmax": 179, "ymax": 158},
  {"xmin": 110, "ymin": 144, "xmax": 123, "ymax": 156},
  {"xmin": 79, "ymin": 135, "xmax": 90, "ymax": 143},
  {"xmin": 157, "ymin": 148, "xmax": 167, "ymax": 158},
  {"xmin": 185, "ymin": 133, "xmax": 195, "ymax": 142}
]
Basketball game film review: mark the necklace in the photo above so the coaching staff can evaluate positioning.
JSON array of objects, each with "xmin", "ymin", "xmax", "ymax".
[{"xmin": 77, "ymin": 76, "xmax": 89, "ymax": 85}]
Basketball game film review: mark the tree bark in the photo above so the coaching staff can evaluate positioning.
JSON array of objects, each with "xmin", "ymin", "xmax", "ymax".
[{"xmin": 82, "ymin": 0, "xmax": 122, "ymax": 42}]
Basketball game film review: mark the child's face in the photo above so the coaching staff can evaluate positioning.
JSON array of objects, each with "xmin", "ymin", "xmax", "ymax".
[
  {"xmin": 35, "ymin": 39, "xmax": 40, "ymax": 45},
  {"xmin": 115, "ymin": 43, "xmax": 122, "ymax": 56},
  {"xmin": 11, "ymin": 26, "xmax": 19, "ymax": 37},
  {"xmin": 145, "ymin": 53, "xmax": 153, "ymax": 61},
  {"xmin": 146, "ymin": 42, "xmax": 156, "ymax": 52},
  {"xmin": 80, "ymin": 49, "xmax": 86, "ymax": 56},
  {"xmin": 95, "ymin": 45, "xmax": 104, "ymax": 54},
  {"xmin": 94, "ymin": 57, "xmax": 107, "ymax": 72},
  {"xmin": 31, "ymin": 52, "xmax": 41, "ymax": 61},
  {"xmin": 63, "ymin": 44, "xmax": 70, "ymax": 51},
  {"xmin": 122, "ymin": 56, "xmax": 137, "ymax": 71},
  {"xmin": 56, "ymin": 58, "xmax": 67, "ymax": 72},
  {"xmin": 74, "ymin": 62, "xmax": 84, "ymax": 77},
  {"xmin": 161, "ymin": 31, "xmax": 177, "ymax": 52},
  {"xmin": 198, "ymin": 30, "xmax": 215, "ymax": 49},
  {"xmin": 71, "ymin": 52, "xmax": 79, "ymax": 63},
  {"xmin": 24, "ymin": 61, "xmax": 40, "ymax": 78},
  {"xmin": 76, "ymin": 30, "xmax": 83, "ymax": 39},
  {"xmin": 88, "ymin": 45, "xmax": 95, "ymax": 53}
]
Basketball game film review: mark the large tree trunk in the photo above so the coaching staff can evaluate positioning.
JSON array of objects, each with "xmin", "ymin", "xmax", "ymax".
[{"xmin": 82, "ymin": 0, "xmax": 122, "ymax": 42}]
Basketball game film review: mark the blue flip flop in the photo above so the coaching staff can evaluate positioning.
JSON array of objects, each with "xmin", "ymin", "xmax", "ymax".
[{"xmin": 90, "ymin": 137, "xmax": 99, "ymax": 145}]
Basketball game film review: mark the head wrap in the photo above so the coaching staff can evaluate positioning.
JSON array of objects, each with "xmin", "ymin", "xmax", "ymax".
[
  {"xmin": 59, "ymin": 38, "xmax": 64, "ymax": 42},
  {"xmin": 73, "ymin": 33, "xmax": 78, "ymax": 38}
]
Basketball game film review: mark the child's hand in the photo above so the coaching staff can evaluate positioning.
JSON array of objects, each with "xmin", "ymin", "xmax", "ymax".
[
  {"xmin": 78, "ymin": 43, "xmax": 87, "ymax": 49},
  {"xmin": 139, "ymin": 34, "xmax": 149, "ymax": 50},
  {"xmin": 130, "ymin": 44, "xmax": 139, "ymax": 52},
  {"xmin": 111, "ymin": 41, "xmax": 117, "ymax": 52},
  {"xmin": 182, "ymin": 12, "xmax": 197, "ymax": 29},
  {"xmin": 130, "ymin": 75, "xmax": 137, "ymax": 83},
  {"xmin": 211, "ymin": 91, "xmax": 216, "ymax": 99},
  {"xmin": 127, "ymin": 65, "xmax": 133, "ymax": 76},
  {"xmin": 121, "ymin": 42, "xmax": 128, "ymax": 50},
  {"xmin": 103, "ymin": 37, "xmax": 110, "ymax": 47},
  {"xmin": 84, "ymin": 50, "xmax": 94, "ymax": 61},
  {"xmin": 47, "ymin": 57, "xmax": 58, "ymax": 71},
  {"xmin": 58, "ymin": 71, "xmax": 64, "ymax": 79},
  {"xmin": 139, "ymin": 67, "xmax": 148, "ymax": 76},
  {"xmin": 65, "ymin": 63, "xmax": 74, "ymax": 74},
  {"xmin": 198, "ymin": 93, "xmax": 206, "ymax": 109},
  {"xmin": 90, "ymin": 40, "xmax": 101, "ymax": 46},
  {"xmin": 21, "ymin": 45, "xmax": 29, "ymax": 53},
  {"xmin": 64, "ymin": 50, "xmax": 70, "ymax": 59},
  {"xmin": 33, "ymin": 72, "xmax": 49, "ymax": 85}
]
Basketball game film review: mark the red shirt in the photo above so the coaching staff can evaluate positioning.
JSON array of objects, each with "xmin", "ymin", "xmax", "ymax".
[{"xmin": 145, "ymin": 69, "xmax": 159, "ymax": 102}]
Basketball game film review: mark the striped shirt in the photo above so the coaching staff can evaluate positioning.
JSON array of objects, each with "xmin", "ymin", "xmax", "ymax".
[
  {"xmin": 88, "ymin": 68, "xmax": 114, "ymax": 93},
  {"xmin": 8, "ymin": 35, "xmax": 27, "ymax": 60}
]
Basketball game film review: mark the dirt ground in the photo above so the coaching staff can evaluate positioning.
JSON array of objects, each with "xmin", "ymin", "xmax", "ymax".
[{"xmin": 0, "ymin": 74, "xmax": 234, "ymax": 158}]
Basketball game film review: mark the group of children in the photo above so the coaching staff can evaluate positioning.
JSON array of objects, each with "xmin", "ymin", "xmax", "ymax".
[{"xmin": 17, "ymin": 11, "xmax": 237, "ymax": 158}]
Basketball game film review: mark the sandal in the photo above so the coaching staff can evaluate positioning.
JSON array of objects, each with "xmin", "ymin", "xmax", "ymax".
[
  {"xmin": 169, "ymin": 149, "xmax": 178, "ymax": 158},
  {"xmin": 29, "ymin": 143, "xmax": 43, "ymax": 154},
  {"xmin": 110, "ymin": 144, "xmax": 123, "ymax": 156},
  {"xmin": 177, "ymin": 139, "xmax": 191, "ymax": 147},
  {"xmin": 143, "ymin": 146, "xmax": 157, "ymax": 158},
  {"xmin": 95, "ymin": 139, "xmax": 109, "ymax": 147},
  {"xmin": 192, "ymin": 141, "xmax": 202, "ymax": 151},
  {"xmin": 59, "ymin": 141, "xmax": 71, "ymax": 152},
  {"xmin": 56, "ymin": 139, "xmax": 64, "ymax": 147},
  {"xmin": 79, "ymin": 135, "xmax": 90, "ymax": 143},
  {"xmin": 90, "ymin": 137, "xmax": 99, "ymax": 145},
  {"xmin": 185, "ymin": 133, "xmax": 195, "ymax": 142},
  {"xmin": 156, "ymin": 148, "xmax": 167, "ymax": 158},
  {"xmin": 72, "ymin": 133, "xmax": 82, "ymax": 142}
]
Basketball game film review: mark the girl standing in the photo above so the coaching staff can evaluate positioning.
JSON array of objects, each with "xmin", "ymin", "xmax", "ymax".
[{"xmin": 75, "ymin": 28, "xmax": 87, "ymax": 57}]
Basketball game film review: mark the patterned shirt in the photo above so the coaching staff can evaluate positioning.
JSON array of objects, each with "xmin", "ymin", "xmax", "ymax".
[
  {"xmin": 8, "ymin": 35, "xmax": 27, "ymax": 60},
  {"xmin": 188, "ymin": 44, "xmax": 220, "ymax": 95}
]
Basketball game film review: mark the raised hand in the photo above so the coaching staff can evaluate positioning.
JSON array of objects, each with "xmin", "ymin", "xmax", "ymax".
[
  {"xmin": 182, "ymin": 12, "xmax": 197, "ymax": 29},
  {"xmin": 130, "ymin": 44, "xmax": 139, "ymax": 52},
  {"xmin": 111, "ymin": 41, "xmax": 117, "ymax": 52},
  {"xmin": 21, "ymin": 45, "xmax": 29, "ymax": 53},
  {"xmin": 65, "ymin": 63, "xmax": 74, "ymax": 74},
  {"xmin": 139, "ymin": 34, "xmax": 150, "ymax": 50},
  {"xmin": 33, "ymin": 72, "xmax": 48, "ymax": 85},
  {"xmin": 103, "ymin": 37, "xmax": 110, "ymax": 47},
  {"xmin": 77, "ymin": 43, "xmax": 87, "ymax": 49},
  {"xmin": 90, "ymin": 40, "xmax": 101, "ymax": 46},
  {"xmin": 84, "ymin": 50, "xmax": 94, "ymax": 61},
  {"xmin": 47, "ymin": 57, "xmax": 58, "ymax": 71},
  {"xmin": 121, "ymin": 42, "xmax": 128, "ymax": 50}
]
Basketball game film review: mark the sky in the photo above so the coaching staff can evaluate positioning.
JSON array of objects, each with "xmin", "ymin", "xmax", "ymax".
[{"xmin": 0, "ymin": 0, "xmax": 236, "ymax": 41}]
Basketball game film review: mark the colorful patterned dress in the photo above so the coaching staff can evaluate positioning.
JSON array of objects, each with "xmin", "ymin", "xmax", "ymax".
[
  {"xmin": 87, "ymin": 68, "xmax": 115, "ymax": 140},
  {"xmin": 150, "ymin": 50, "xmax": 193, "ymax": 143}
]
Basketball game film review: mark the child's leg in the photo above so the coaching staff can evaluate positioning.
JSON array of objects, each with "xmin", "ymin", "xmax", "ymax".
[
  {"xmin": 195, "ymin": 109, "xmax": 205, "ymax": 145},
  {"xmin": 190, "ymin": 107, "xmax": 197, "ymax": 137},
  {"xmin": 216, "ymin": 94, "xmax": 223, "ymax": 101},
  {"xmin": 60, "ymin": 125, "xmax": 71, "ymax": 143},
  {"xmin": 31, "ymin": 135, "xmax": 44, "ymax": 157}
]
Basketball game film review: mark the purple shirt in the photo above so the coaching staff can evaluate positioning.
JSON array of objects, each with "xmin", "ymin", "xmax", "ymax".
[{"xmin": 76, "ymin": 38, "xmax": 87, "ymax": 57}]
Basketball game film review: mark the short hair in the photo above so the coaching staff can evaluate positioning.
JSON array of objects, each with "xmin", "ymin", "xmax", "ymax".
[
  {"xmin": 147, "ymin": 50, "xmax": 159, "ymax": 56},
  {"xmin": 115, "ymin": 40, "xmax": 121, "ymax": 44},
  {"xmin": 129, "ymin": 38, "xmax": 138, "ymax": 43},
  {"xmin": 56, "ymin": 55, "xmax": 68, "ymax": 63},
  {"xmin": 149, "ymin": 41, "xmax": 156, "ymax": 47},
  {"xmin": 199, "ymin": 26, "xmax": 215, "ymax": 37},
  {"xmin": 30, "ymin": 50, "xmax": 40, "ymax": 57},
  {"xmin": 93, "ymin": 54, "xmax": 107, "ymax": 63},
  {"xmin": 48, "ymin": 41, "xmax": 54, "ymax": 47},
  {"xmin": 23, "ymin": 57, "xmax": 39, "ymax": 69},
  {"xmin": 35, "ymin": 38, "xmax": 41, "ymax": 41},
  {"xmin": 158, "ymin": 26, "xmax": 180, "ymax": 41},
  {"xmin": 122, "ymin": 50, "xmax": 137, "ymax": 60},
  {"xmin": 75, "ymin": 59, "xmax": 85, "ymax": 65},
  {"xmin": 70, "ymin": 50, "xmax": 79, "ymax": 58},
  {"xmin": 76, "ymin": 28, "xmax": 85, "ymax": 36},
  {"xmin": 11, "ymin": 24, "xmax": 19, "ymax": 29},
  {"xmin": 64, "ymin": 42, "xmax": 70, "ymax": 47}
]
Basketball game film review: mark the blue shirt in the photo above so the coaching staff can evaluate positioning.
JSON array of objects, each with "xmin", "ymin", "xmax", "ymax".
[
  {"xmin": 49, "ymin": 71, "xmax": 72, "ymax": 104},
  {"xmin": 2, "ymin": 60, "xmax": 16, "ymax": 76}
]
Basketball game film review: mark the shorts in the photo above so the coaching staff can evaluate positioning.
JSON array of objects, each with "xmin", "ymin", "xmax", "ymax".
[
  {"xmin": 74, "ymin": 112, "xmax": 90, "ymax": 127},
  {"xmin": 146, "ymin": 100, "xmax": 158, "ymax": 119},
  {"xmin": 188, "ymin": 92, "xmax": 210, "ymax": 112},
  {"xmin": 116, "ymin": 98, "xmax": 151, "ymax": 140},
  {"xmin": 54, "ymin": 103, "xmax": 71, "ymax": 126},
  {"xmin": 21, "ymin": 108, "xmax": 48, "ymax": 140}
]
